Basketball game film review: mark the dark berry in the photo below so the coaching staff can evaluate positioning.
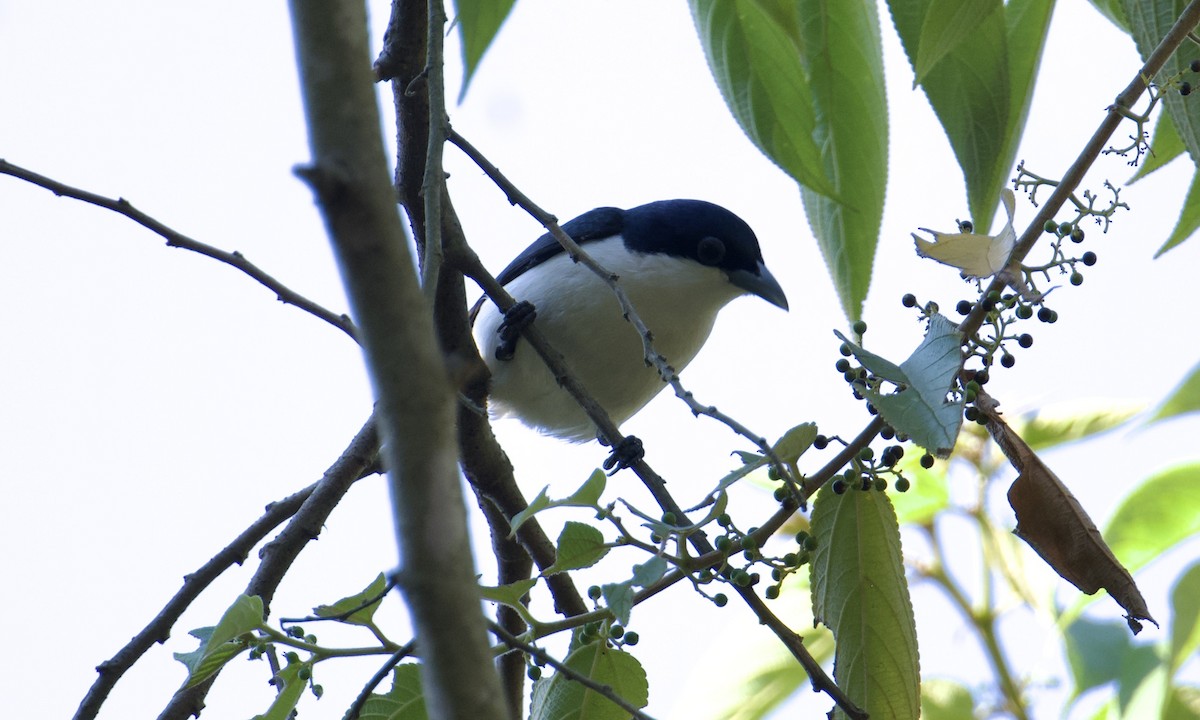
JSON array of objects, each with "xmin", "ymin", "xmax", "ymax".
[
  {"xmin": 873, "ymin": 477, "xmax": 888, "ymax": 492},
  {"xmin": 1018, "ymin": 333, "xmax": 1033, "ymax": 348},
  {"xmin": 902, "ymin": 293, "xmax": 917, "ymax": 308},
  {"xmin": 1082, "ymin": 251, "xmax": 1097, "ymax": 266},
  {"xmin": 965, "ymin": 406, "xmax": 980, "ymax": 422},
  {"xmin": 1182, "ymin": 81, "xmax": 1192, "ymax": 97},
  {"xmin": 860, "ymin": 475, "xmax": 873, "ymax": 491},
  {"xmin": 836, "ymin": 358, "xmax": 851, "ymax": 373},
  {"xmin": 765, "ymin": 586, "xmax": 780, "ymax": 600},
  {"xmin": 920, "ymin": 454, "xmax": 935, "ymax": 469},
  {"xmin": 895, "ymin": 476, "xmax": 911, "ymax": 492},
  {"xmin": 832, "ymin": 479, "xmax": 847, "ymax": 494},
  {"xmin": 852, "ymin": 320, "xmax": 868, "ymax": 336},
  {"xmin": 528, "ymin": 666, "xmax": 542, "ymax": 681},
  {"xmin": 956, "ymin": 300, "xmax": 973, "ymax": 315},
  {"xmin": 814, "ymin": 434, "xmax": 829, "ymax": 450},
  {"xmin": 714, "ymin": 593, "xmax": 728, "ymax": 607},
  {"xmin": 975, "ymin": 370, "xmax": 990, "ymax": 385},
  {"xmin": 1016, "ymin": 305, "xmax": 1033, "ymax": 319},
  {"xmin": 1191, "ymin": 59, "xmax": 1200, "ymax": 73},
  {"xmin": 1070, "ymin": 226, "xmax": 1085, "ymax": 243},
  {"xmin": 623, "ymin": 632, "xmax": 639, "ymax": 645},
  {"xmin": 980, "ymin": 297, "xmax": 996, "ymax": 312},
  {"xmin": 839, "ymin": 343, "xmax": 853, "ymax": 357},
  {"xmin": 1037, "ymin": 307, "xmax": 1054, "ymax": 322},
  {"xmin": 880, "ymin": 425, "xmax": 895, "ymax": 440},
  {"xmin": 1001, "ymin": 353, "xmax": 1015, "ymax": 368}
]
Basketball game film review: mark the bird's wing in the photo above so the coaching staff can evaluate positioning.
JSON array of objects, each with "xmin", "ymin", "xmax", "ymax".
[{"xmin": 494, "ymin": 207, "xmax": 625, "ymax": 285}]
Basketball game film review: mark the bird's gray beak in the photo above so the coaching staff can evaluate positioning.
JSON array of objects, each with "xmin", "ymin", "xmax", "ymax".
[{"xmin": 728, "ymin": 263, "xmax": 789, "ymax": 311}]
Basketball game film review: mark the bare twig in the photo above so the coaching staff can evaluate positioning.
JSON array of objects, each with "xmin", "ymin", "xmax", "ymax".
[
  {"xmin": 344, "ymin": 642, "xmax": 417, "ymax": 720},
  {"xmin": 0, "ymin": 159, "xmax": 358, "ymax": 342}
]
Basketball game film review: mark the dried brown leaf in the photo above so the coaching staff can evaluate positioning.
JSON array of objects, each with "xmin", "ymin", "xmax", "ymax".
[{"xmin": 977, "ymin": 392, "xmax": 1156, "ymax": 633}]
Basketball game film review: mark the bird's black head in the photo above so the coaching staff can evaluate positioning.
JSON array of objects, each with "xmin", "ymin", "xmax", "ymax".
[{"xmin": 621, "ymin": 199, "xmax": 788, "ymax": 310}]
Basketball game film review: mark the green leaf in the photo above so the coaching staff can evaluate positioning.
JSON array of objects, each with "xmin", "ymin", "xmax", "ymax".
[
  {"xmin": 920, "ymin": 678, "xmax": 976, "ymax": 720},
  {"xmin": 1064, "ymin": 617, "xmax": 1136, "ymax": 697},
  {"xmin": 811, "ymin": 487, "xmax": 919, "ymax": 719},
  {"xmin": 1155, "ymin": 169, "xmax": 1200, "ymax": 257},
  {"xmin": 313, "ymin": 573, "xmax": 387, "ymax": 626},
  {"xmin": 529, "ymin": 641, "xmax": 648, "ymax": 720},
  {"xmin": 1149, "ymin": 361, "xmax": 1200, "ymax": 424},
  {"xmin": 1169, "ymin": 562, "xmax": 1200, "ymax": 672},
  {"xmin": 545, "ymin": 521, "xmax": 609, "ymax": 574},
  {"xmin": 1166, "ymin": 686, "xmax": 1200, "ymax": 720},
  {"xmin": 358, "ymin": 664, "xmax": 429, "ymax": 720},
  {"xmin": 479, "ymin": 578, "xmax": 538, "ymax": 607},
  {"xmin": 1118, "ymin": 650, "xmax": 1170, "ymax": 718},
  {"xmin": 888, "ymin": 0, "xmax": 1054, "ymax": 228},
  {"xmin": 508, "ymin": 485, "xmax": 551, "ymax": 535},
  {"xmin": 601, "ymin": 581, "xmax": 635, "ymax": 627},
  {"xmin": 1130, "ymin": 110, "xmax": 1185, "ymax": 183},
  {"xmin": 451, "ymin": 0, "xmax": 516, "ymax": 101},
  {"xmin": 913, "ymin": 1, "xmax": 1003, "ymax": 84},
  {"xmin": 837, "ymin": 313, "xmax": 965, "ymax": 456},
  {"xmin": 1017, "ymin": 402, "xmax": 1140, "ymax": 451},
  {"xmin": 796, "ymin": 0, "xmax": 889, "ymax": 320},
  {"xmin": 251, "ymin": 657, "xmax": 309, "ymax": 720},
  {"xmin": 174, "ymin": 594, "xmax": 264, "ymax": 688},
  {"xmin": 563, "ymin": 469, "xmax": 607, "ymax": 507},
  {"xmin": 688, "ymin": 0, "xmax": 837, "ymax": 198},
  {"xmin": 630, "ymin": 555, "xmax": 669, "ymax": 588},
  {"xmin": 1104, "ymin": 462, "xmax": 1200, "ymax": 573},
  {"xmin": 1124, "ymin": 0, "xmax": 1200, "ymax": 167}
]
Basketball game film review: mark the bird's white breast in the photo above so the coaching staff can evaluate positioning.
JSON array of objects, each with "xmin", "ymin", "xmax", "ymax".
[{"xmin": 474, "ymin": 236, "xmax": 742, "ymax": 441}]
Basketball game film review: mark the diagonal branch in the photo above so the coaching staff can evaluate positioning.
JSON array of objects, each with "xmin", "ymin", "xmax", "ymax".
[{"xmin": 0, "ymin": 159, "xmax": 358, "ymax": 342}]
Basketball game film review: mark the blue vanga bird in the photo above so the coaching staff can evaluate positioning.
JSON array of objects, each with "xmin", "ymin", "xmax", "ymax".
[{"xmin": 473, "ymin": 199, "xmax": 788, "ymax": 463}]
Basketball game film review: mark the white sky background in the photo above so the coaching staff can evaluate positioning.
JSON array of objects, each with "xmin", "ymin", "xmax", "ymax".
[{"xmin": 2, "ymin": 1, "xmax": 1199, "ymax": 718}]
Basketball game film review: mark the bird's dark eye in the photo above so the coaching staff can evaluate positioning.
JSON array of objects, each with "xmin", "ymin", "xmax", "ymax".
[{"xmin": 697, "ymin": 236, "xmax": 726, "ymax": 265}]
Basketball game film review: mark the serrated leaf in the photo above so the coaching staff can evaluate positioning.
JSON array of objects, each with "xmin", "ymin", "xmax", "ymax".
[
  {"xmin": 252, "ymin": 658, "xmax": 309, "ymax": 720},
  {"xmin": 1130, "ymin": 110, "xmax": 1185, "ymax": 183},
  {"xmin": 545, "ymin": 521, "xmax": 609, "ymax": 574},
  {"xmin": 356, "ymin": 664, "xmax": 428, "ymax": 720},
  {"xmin": 601, "ymin": 581, "xmax": 635, "ymax": 628},
  {"xmin": 630, "ymin": 555, "xmax": 669, "ymax": 588},
  {"xmin": 837, "ymin": 313, "xmax": 965, "ymax": 456},
  {"xmin": 797, "ymin": 0, "xmax": 888, "ymax": 320},
  {"xmin": 1150, "ymin": 362, "xmax": 1200, "ymax": 424},
  {"xmin": 563, "ymin": 469, "xmax": 607, "ymax": 507},
  {"xmin": 314, "ymin": 573, "xmax": 387, "ymax": 626},
  {"xmin": 479, "ymin": 578, "xmax": 538, "ymax": 607},
  {"xmin": 913, "ymin": 1, "xmax": 1002, "ymax": 84},
  {"xmin": 1154, "ymin": 169, "xmax": 1200, "ymax": 257},
  {"xmin": 174, "ymin": 594, "xmax": 264, "ymax": 687},
  {"xmin": 529, "ymin": 641, "xmax": 648, "ymax": 720},
  {"xmin": 1104, "ymin": 462, "xmax": 1200, "ymax": 574},
  {"xmin": 920, "ymin": 678, "xmax": 975, "ymax": 720},
  {"xmin": 1169, "ymin": 562, "xmax": 1200, "ymax": 672},
  {"xmin": 688, "ymin": 0, "xmax": 837, "ymax": 198},
  {"xmin": 451, "ymin": 0, "xmax": 516, "ymax": 101},
  {"xmin": 810, "ymin": 487, "xmax": 920, "ymax": 719},
  {"xmin": 1087, "ymin": 0, "xmax": 1130, "ymax": 30},
  {"xmin": 508, "ymin": 485, "xmax": 551, "ymax": 535}
]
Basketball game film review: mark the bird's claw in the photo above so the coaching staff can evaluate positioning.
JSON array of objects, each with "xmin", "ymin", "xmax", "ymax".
[
  {"xmin": 602, "ymin": 435, "xmax": 644, "ymax": 474},
  {"xmin": 495, "ymin": 300, "xmax": 536, "ymax": 361}
]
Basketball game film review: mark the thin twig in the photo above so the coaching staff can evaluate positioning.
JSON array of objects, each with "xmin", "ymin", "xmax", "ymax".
[
  {"xmin": 344, "ymin": 642, "xmax": 417, "ymax": 720},
  {"xmin": 0, "ymin": 159, "xmax": 358, "ymax": 342},
  {"xmin": 487, "ymin": 622, "xmax": 657, "ymax": 720}
]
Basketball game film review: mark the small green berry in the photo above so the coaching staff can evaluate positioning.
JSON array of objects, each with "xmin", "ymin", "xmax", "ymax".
[
  {"xmin": 610, "ymin": 624, "xmax": 624, "ymax": 639},
  {"xmin": 662, "ymin": 512, "xmax": 676, "ymax": 525},
  {"xmin": 1058, "ymin": 221, "xmax": 1073, "ymax": 236},
  {"xmin": 794, "ymin": 530, "xmax": 810, "ymax": 545},
  {"xmin": 835, "ymin": 358, "xmax": 851, "ymax": 373},
  {"xmin": 895, "ymin": 476, "xmax": 911, "ymax": 493},
  {"xmin": 715, "ymin": 535, "xmax": 733, "ymax": 552},
  {"xmin": 765, "ymin": 586, "xmax": 780, "ymax": 600},
  {"xmin": 718, "ymin": 513, "xmax": 732, "ymax": 527},
  {"xmin": 852, "ymin": 320, "xmax": 868, "ymax": 335},
  {"xmin": 1043, "ymin": 219, "xmax": 1058, "ymax": 234},
  {"xmin": 873, "ymin": 477, "xmax": 888, "ymax": 492},
  {"xmin": 528, "ymin": 666, "xmax": 542, "ymax": 681},
  {"xmin": 588, "ymin": 585, "xmax": 602, "ymax": 599},
  {"xmin": 839, "ymin": 343, "xmax": 853, "ymax": 357},
  {"xmin": 858, "ymin": 446, "xmax": 874, "ymax": 461},
  {"xmin": 714, "ymin": 593, "xmax": 728, "ymax": 607},
  {"xmin": 1016, "ymin": 304, "xmax": 1033, "ymax": 319},
  {"xmin": 623, "ymin": 631, "xmax": 639, "ymax": 646},
  {"xmin": 783, "ymin": 552, "xmax": 799, "ymax": 566},
  {"xmin": 742, "ymin": 535, "xmax": 759, "ymax": 551},
  {"xmin": 773, "ymin": 486, "xmax": 789, "ymax": 502}
]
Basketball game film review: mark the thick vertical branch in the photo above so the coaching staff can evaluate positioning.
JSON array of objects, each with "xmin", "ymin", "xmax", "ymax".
[{"xmin": 286, "ymin": 1, "xmax": 507, "ymax": 719}]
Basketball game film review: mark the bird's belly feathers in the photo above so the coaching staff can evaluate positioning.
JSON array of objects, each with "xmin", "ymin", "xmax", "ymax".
[{"xmin": 474, "ymin": 239, "xmax": 739, "ymax": 441}]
